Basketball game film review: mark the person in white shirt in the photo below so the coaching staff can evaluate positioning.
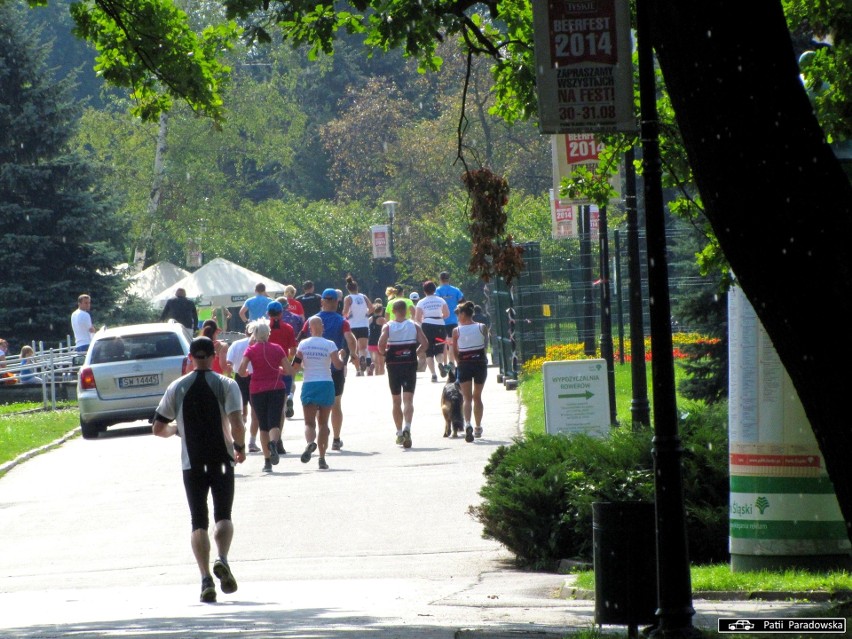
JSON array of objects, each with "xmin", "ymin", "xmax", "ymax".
[
  {"xmin": 225, "ymin": 325, "xmax": 260, "ymax": 453},
  {"xmin": 342, "ymin": 275, "xmax": 372, "ymax": 376},
  {"xmin": 414, "ymin": 281, "xmax": 449, "ymax": 383},
  {"xmin": 291, "ymin": 316, "xmax": 346, "ymax": 470},
  {"xmin": 379, "ymin": 300, "xmax": 428, "ymax": 448},
  {"xmin": 452, "ymin": 301, "xmax": 489, "ymax": 442},
  {"xmin": 71, "ymin": 294, "xmax": 95, "ymax": 353}
]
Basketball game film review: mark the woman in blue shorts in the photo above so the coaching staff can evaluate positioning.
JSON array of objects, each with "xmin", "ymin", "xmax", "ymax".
[{"xmin": 291, "ymin": 316, "xmax": 345, "ymax": 470}]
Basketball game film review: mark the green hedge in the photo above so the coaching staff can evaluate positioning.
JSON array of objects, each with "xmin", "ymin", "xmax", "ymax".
[{"xmin": 469, "ymin": 401, "xmax": 729, "ymax": 569}]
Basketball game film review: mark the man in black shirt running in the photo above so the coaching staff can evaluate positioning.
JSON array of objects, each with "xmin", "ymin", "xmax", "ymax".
[{"xmin": 153, "ymin": 336, "xmax": 246, "ymax": 603}]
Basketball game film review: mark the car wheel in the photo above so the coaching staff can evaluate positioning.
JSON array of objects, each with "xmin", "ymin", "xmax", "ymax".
[{"xmin": 80, "ymin": 419, "xmax": 104, "ymax": 440}]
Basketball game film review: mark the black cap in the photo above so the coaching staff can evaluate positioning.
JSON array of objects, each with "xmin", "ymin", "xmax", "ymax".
[{"xmin": 190, "ymin": 336, "xmax": 216, "ymax": 358}]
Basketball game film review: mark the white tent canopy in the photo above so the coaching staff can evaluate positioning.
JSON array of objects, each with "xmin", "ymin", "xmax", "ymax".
[
  {"xmin": 127, "ymin": 261, "xmax": 191, "ymax": 300},
  {"xmin": 149, "ymin": 258, "xmax": 288, "ymax": 309}
]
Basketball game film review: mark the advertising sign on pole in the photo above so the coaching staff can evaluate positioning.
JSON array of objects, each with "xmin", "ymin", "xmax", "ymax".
[
  {"xmin": 532, "ymin": 0, "xmax": 636, "ymax": 134},
  {"xmin": 371, "ymin": 225, "xmax": 391, "ymax": 259},
  {"xmin": 550, "ymin": 189, "xmax": 577, "ymax": 239}
]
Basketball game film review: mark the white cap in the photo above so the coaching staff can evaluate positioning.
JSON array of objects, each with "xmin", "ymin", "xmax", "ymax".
[{"xmin": 409, "ymin": 292, "xmax": 420, "ymax": 301}]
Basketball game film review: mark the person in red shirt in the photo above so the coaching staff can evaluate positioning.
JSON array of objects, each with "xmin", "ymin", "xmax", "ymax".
[
  {"xmin": 283, "ymin": 285, "xmax": 305, "ymax": 321},
  {"xmin": 266, "ymin": 300, "xmax": 297, "ymax": 455}
]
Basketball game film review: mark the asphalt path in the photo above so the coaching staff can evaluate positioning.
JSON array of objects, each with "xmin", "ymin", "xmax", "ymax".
[{"xmin": 0, "ymin": 364, "xmax": 823, "ymax": 638}]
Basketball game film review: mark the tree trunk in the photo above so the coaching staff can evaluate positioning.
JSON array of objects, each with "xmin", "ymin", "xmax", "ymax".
[
  {"xmin": 133, "ymin": 111, "xmax": 169, "ymax": 272},
  {"xmin": 651, "ymin": 2, "xmax": 852, "ymax": 539}
]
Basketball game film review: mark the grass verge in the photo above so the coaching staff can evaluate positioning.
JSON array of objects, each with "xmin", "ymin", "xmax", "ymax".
[
  {"xmin": 572, "ymin": 564, "xmax": 852, "ymax": 594},
  {"xmin": 0, "ymin": 408, "xmax": 80, "ymax": 469}
]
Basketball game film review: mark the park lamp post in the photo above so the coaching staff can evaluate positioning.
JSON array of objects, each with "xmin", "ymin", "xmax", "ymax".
[{"xmin": 382, "ymin": 201, "xmax": 398, "ymax": 285}]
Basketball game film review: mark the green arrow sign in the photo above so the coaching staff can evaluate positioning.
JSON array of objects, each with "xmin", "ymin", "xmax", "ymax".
[{"xmin": 558, "ymin": 391, "xmax": 595, "ymax": 400}]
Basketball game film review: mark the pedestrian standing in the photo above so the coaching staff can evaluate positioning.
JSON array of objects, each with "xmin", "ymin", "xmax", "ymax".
[
  {"xmin": 225, "ymin": 324, "xmax": 260, "ymax": 453},
  {"xmin": 292, "ymin": 316, "xmax": 346, "ymax": 469},
  {"xmin": 452, "ymin": 302, "xmax": 489, "ymax": 442},
  {"xmin": 379, "ymin": 299, "xmax": 428, "ymax": 448},
  {"xmin": 237, "ymin": 321, "xmax": 295, "ymax": 472},
  {"xmin": 152, "ymin": 336, "xmax": 246, "ymax": 603},
  {"xmin": 342, "ymin": 275, "xmax": 372, "ymax": 375},
  {"xmin": 435, "ymin": 272, "xmax": 465, "ymax": 374},
  {"xmin": 160, "ymin": 288, "xmax": 199, "ymax": 332},
  {"xmin": 414, "ymin": 281, "xmax": 449, "ymax": 383},
  {"xmin": 71, "ymin": 294, "xmax": 96, "ymax": 353}
]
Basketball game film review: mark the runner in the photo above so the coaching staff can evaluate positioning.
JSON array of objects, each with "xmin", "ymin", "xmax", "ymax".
[
  {"xmin": 435, "ymin": 272, "xmax": 465, "ymax": 375},
  {"xmin": 452, "ymin": 301, "xmax": 489, "ymax": 442},
  {"xmin": 237, "ymin": 321, "xmax": 295, "ymax": 472},
  {"xmin": 225, "ymin": 324, "xmax": 260, "ymax": 453},
  {"xmin": 342, "ymin": 275, "xmax": 372, "ymax": 376},
  {"xmin": 291, "ymin": 316, "xmax": 346, "ymax": 470},
  {"xmin": 414, "ymin": 281, "xmax": 449, "ymax": 383},
  {"xmin": 267, "ymin": 301, "xmax": 298, "ymax": 454},
  {"xmin": 366, "ymin": 300, "xmax": 387, "ymax": 376},
  {"xmin": 298, "ymin": 289, "xmax": 357, "ymax": 452},
  {"xmin": 378, "ymin": 299, "xmax": 428, "ymax": 449}
]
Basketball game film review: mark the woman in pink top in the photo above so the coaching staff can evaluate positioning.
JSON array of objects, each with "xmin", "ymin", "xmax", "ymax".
[{"xmin": 238, "ymin": 321, "xmax": 294, "ymax": 473}]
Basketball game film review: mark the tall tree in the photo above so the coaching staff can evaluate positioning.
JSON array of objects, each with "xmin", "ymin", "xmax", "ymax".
[{"xmin": 0, "ymin": 2, "xmax": 125, "ymax": 346}]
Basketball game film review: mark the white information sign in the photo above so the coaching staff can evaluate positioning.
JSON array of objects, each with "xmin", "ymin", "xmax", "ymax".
[{"xmin": 543, "ymin": 359, "xmax": 611, "ymax": 437}]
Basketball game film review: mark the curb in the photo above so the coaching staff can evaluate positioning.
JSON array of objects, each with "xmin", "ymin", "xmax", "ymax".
[{"xmin": 558, "ymin": 583, "xmax": 852, "ymax": 603}]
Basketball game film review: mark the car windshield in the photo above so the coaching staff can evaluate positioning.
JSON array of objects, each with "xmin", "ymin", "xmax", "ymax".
[{"xmin": 90, "ymin": 333, "xmax": 184, "ymax": 364}]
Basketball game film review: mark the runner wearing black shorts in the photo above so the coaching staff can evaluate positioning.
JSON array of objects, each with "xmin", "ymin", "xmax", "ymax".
[
  {"xmin": 380, "ymin": 299, "xmax": 428, "ymax": 449},
  {"xmin": 452, "ymin": 301, "xmax": 489, "ymax": 442}
]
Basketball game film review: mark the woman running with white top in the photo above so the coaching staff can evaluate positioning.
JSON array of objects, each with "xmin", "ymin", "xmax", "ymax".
[
  {"xmin": 342, "ymin": 275, "xmax": 372, "ymax": 376},
  {"xmin": 452, "ymin": 301, "xmax": 489, "ymax": 442},
  {"xmin": 414, "ymin": 280, "xmax": 449, "ymax": 383}
]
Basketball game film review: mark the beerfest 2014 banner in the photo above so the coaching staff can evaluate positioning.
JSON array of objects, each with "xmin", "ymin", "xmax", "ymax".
[{"xmin": 532, "ymin": 0, "xmax": 635, "ymax": 134}]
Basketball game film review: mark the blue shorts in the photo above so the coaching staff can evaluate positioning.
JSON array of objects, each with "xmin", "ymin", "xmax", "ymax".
[{"xmin": 301, "ymin": 381, "xmax": 335, "ymax": 407}]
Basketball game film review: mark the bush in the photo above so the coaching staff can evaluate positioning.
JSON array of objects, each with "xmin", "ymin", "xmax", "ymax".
[{"xmin": 469, "ymin": 401, "xmax": 729, "ymax": 569}]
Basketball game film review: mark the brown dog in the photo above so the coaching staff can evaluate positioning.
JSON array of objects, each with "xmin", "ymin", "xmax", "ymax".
[{"xmin": 441, "ymin": 366, "xmax": 464, "ymax": 438}]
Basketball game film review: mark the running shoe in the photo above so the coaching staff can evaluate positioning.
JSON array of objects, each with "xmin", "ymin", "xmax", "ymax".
[
  {"xmin": 212, "ymin": 558, "xmax": 238, "ymax": 594},
  {"xmin": 356, "ymin": 370, "xmax": 363, "ymax": 377},
  {"xmin": 262, "ymin": 459, "xmax": 273, "ymax": 473},
  {"xmin": 367, "ymin": 362, "xmax": 375, "ymax": 376},
  {"xmin": 359, "ymin": 355, "xmax": 366, "ymax": 372},
  {"xmin": 200, "ymin": 576, "xmax": 216, "ymax": 603},
  {"xmin": 301, "ymin": 441, "xmax": 317, "ymax": 463},
  {"xmin": 285, "ymin": 397, "xmax": 294, "ymax": 418},
  {"xmin": 395, "ymin": 433, "xmax": 404, "ymax": 445},
  {"xmin": 438, "ymin": 362, "xmax": 447, "ymax": 377},
  {"xmin": 276, "ymin": 440, "xmax": 286, "ymax": 455},
  {"xmin": 402, "ymin": 430, "xmax": 412, "ymax": 449},
  {"xmin": 431, "ymin": 374, "xmax": 438, "ymax": 383},
  {"xmin": 318, "ymin": 457, "xmax": 329, "ymax": 470},
  {"xmin": 474, "ymin": 426, "xmax": 483, "ymax": 438},
  {"xmin": 332, "ymin": 438, "xmax": 343, "ymax": 451},
  {"xmin": 248, "ymin": 442, "xmax": 261, "ymax": 453},
  {"xmin": 465, "ymin": 425, "xmax": 474, "ymax": 443},
  {"xmin": 269, "ymin": 440, "xmax": 280, "ymax": 465}
]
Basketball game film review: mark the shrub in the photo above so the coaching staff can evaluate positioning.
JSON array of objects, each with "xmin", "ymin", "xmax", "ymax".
[{"xmin": 470, "ymin": 401, "xmax": 730, "ymax": 568}]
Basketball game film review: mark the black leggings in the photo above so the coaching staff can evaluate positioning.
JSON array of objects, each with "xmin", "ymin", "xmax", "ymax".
[
  {"xmin": 183, "ymin": 462, "xmax": 235, "ymax": 530},
  {"xmin": 251, "ymin": 388, "xmax": 286, "ymax": 432}
]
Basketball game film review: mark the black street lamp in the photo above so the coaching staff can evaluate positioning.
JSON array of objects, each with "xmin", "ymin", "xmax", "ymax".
[{"xmin": 382, "ymin": 201, "xmax": 398, "ymax": 285}]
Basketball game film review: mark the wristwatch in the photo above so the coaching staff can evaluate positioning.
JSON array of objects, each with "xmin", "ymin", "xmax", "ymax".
[{"xmin": 233, "ymin": 443, "xmax": 245, "ymax": 453}]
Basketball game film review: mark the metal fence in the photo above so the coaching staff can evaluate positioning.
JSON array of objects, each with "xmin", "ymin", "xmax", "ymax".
[
  {"xmin": 1, "ymin": 340, "xmax": 82, "ymax": 409},
  {"xmin": 486, "ymin": 234, "xmax": 715, "ymax": 384}
]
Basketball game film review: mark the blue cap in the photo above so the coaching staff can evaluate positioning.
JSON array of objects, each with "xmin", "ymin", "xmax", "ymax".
[
  {"xmin": 321, "ymin": 288, "xmax": 338, "ymax": 300},
  {"xmin": 267, "ymin": 300, "xmax": 283, "ymax": 314}
]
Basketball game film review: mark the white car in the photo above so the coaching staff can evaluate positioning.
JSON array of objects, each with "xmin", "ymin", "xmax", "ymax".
[
  {"xmin": 77, "ymin": 322, "xmax": 192, "ymax": 439},
  {"xmin": 728, "ymin": 619, "xmax": 755, "ymax": 630}
]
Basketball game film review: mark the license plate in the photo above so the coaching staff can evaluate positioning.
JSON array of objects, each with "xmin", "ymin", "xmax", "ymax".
[{"xmin": 118, "ymin": 374, "xmax": 159, "ymax": 389}]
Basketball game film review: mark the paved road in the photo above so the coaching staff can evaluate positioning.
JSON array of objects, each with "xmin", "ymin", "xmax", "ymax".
[{"xmin": 0, "ymin": 365, "xmax": 824, "ymax": 638}]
